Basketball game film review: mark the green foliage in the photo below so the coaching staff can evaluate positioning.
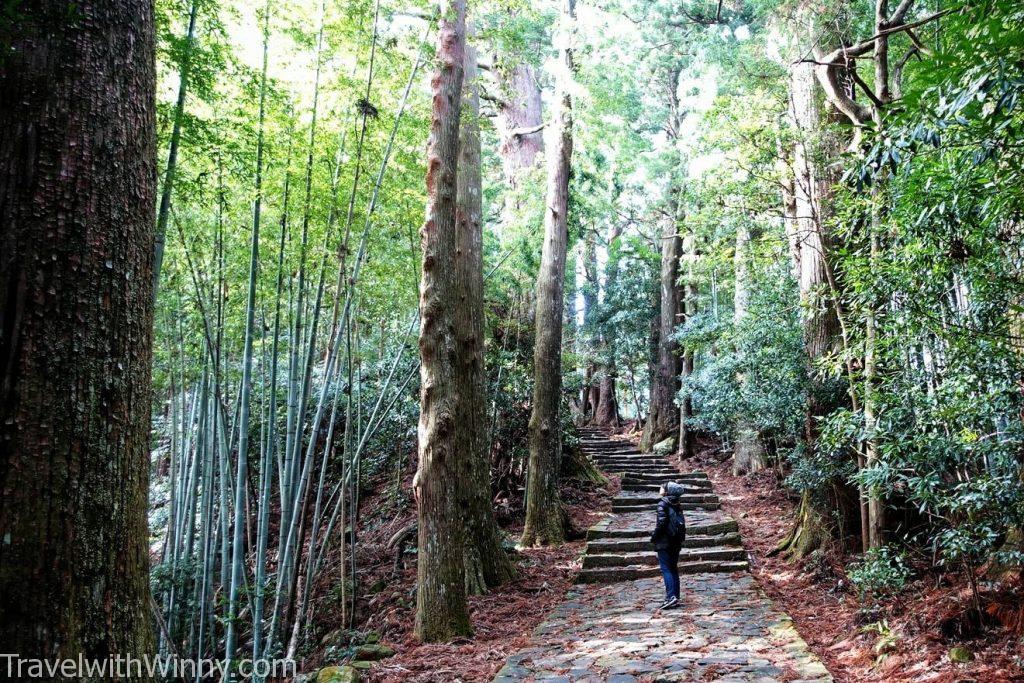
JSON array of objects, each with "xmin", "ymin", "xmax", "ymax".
[
  {"xmin": 848, "ymin": 548, "xmax": 912, "ymax": 603},
  {"xmin": 680, "ymin": 266, "xmax": 808, "ymax": 449},
  {"xmin": 787, "ymin": 409, "xmax": 859, "ymax": 493},
  {"xmin": 827, "ymin": 0, "xmax": 1024, "ymax": 566},
  {"xmin": 859, "ymin": 619, "xmax": 901, "ymax": 666}
]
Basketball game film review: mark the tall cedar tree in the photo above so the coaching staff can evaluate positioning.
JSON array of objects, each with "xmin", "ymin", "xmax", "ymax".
[
  {"xmin": 0, "ymin": 0, "xmax": 157, "ymax": 665},
  {"xmin": 521, "ymin": 0, "xmax": 575, "ymax": 547},
  {"xmin": 457, "ymin": 32, "xmax": 516, "ymax": 592},
  {"xmin": 415, "ymin": 0, "xmax": 474, "ymax": 641}
]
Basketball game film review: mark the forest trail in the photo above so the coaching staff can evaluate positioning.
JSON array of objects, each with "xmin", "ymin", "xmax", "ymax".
[{"xmin": 493, "ymin": 430, "xmax": 832, "ymax": 682}]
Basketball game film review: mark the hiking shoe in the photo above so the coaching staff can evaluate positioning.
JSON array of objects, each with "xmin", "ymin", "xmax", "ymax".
[{"xmin": 659, "ymin": 596, "xmax": 679, "ymax": 610}]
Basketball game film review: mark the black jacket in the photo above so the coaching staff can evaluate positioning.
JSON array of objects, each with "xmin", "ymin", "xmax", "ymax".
[{"xmin": 650, "ymin": 483, "xmax": 686, "ymax": 550}]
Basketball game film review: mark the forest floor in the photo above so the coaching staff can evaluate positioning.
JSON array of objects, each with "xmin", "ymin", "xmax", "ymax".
[
  {"xmin": 301, "ymin": 461, "xmax": 616, "ymax": 682},
  {"xmin": 697, "ymin": 446, "xmax": 1024, "ymax": 683}
]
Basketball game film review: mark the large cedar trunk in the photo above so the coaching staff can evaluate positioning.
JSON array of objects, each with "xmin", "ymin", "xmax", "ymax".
[
  {"xmin": 415, "ymin": 0, "xmax": 473, "ymax": 641},
  {"xmin": 595, "ymin": 374, "xmax": 619, "ymax": 428},
  {"xmin": 0, "ymin": 0, "xmax": 157, "ymax": 665},
  {"xmin": 521, "ymin": 0, "xmax": 575, "ymax": 548},
  {"xmin": 640, "ymin": 195, "xmax": 682, "ymax": 452},
  {"xmin": 494, "ymin": 60, "xmax": 544, "ymax": 222},
  {"xmin": 774, "ymin": 14, "xmax": 855, "ymax": 556},
  {"xmin": 456, "ymin": 34, "xmax": 516, "ymax": 594}
]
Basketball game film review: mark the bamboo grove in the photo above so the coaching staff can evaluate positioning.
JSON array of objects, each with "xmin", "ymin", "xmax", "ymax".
[{"xmin": 149, "ymin": 0, "xmax": 435, "ymax": 664}]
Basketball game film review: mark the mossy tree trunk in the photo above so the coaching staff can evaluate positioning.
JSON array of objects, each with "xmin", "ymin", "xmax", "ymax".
[
  {"xmin": 0, "ymin": 0, "xmax": 157, "ymax": 666},
  {"xmin": 771, "ymin": 492, "xmax": 833, "ymax": 560},
  {"xmin": 678, "ymin": 233, "xmax": 697, "ymax": 460},
  {"xmin": 521, "ymin": 0, "xmax": 575, "ymax": 548}
]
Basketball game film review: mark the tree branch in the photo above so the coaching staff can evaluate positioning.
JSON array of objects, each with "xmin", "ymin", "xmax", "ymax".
[
  {"xmin": 850, "ymin": 68, "xmax": 886, "ymax": 110},
  {"xmin": 509, "ymin": 122, "xmax": 545, "ymax": 137},
  {"xmin": 823, "ymin": 7, "xmax": 958, "ymax": 60}
]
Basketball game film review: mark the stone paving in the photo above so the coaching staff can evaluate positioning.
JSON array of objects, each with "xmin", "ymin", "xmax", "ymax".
[
  {"xmin": 493, "ymin": 576, "xmax": 831, "ymax": 682},
  {"xmin": 494, "ymin": 429, "xmax": 831, "ymax": 682}
]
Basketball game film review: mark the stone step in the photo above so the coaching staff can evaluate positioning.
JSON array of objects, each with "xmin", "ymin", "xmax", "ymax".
[
  {"xmin": 622, "ymin": 482, "xmax": 713, "ymax": 493},
  {"xmin": 577, "ymin": 560, "xmax": 749, "ymax": 584},
  {"xmin": 589, "ymin": 456, "xmax": 650, "ymax": 463},
  {"xmin": 619, "ymin": 473, "xmax": 710, "ymax": 481},
  {"xmin": 613, "ymin": 493, "xmax": 720, "ymax": 506},
  {"xmin": 591, "ymin": 457, "xmax": 668, "ymax": 467},
  {"xmin": 586, "ymin": 532, "xmax": 742, "ymax": 554},
  {"xmin": 582, "ymin": 547, "xmax": 747, "ymax": 569},
  {"xmin": 619, "ymin": 479, "xmax": 712, "ymax": 490},
  {"xmin": 622, "ymin": 472, "xmax": 708, "ymax": 483},
  {"xmin": 603, "ymin": 470, "xmax": 682, "ymax": 478},
  {"xmin": 587, "ymin": 519, "xmax": 739, "ymax": 540},
  {"xmin": 598, "ymin": 462, "xmax": 678, "ymax": 470},
  {"xmin": 612, "ymin": 500, "xmax": 720, "ymax": 512},
  {"xmin": 581, "ymin": 447, "xmax": 644, "ymax": 454}
]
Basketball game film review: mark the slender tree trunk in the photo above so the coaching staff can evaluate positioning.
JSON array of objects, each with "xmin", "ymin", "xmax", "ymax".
[
  {"xmin": 678, "ymin": 232, "xmax": 697, "ymax": 459},
  {"xmin": 457, "ymin": 31, "xmax": 517, "ymax": 592},
  {"xmin": 414, "ymin": 0, "xmax": 473, "ymax": 642},
  {"xmin": 581, "ymin": 228, "xmax": 599, "ymax": 422},
  {"xmin": 862, "ymin": 0, "xmax": 892, "ymax": 551},
  {"xmin": 521, "ymin": 0, "xmax": 576, "ymax": 548},
  {"xmin": 224, "ymin": 0, "xmax": 270, "ymax": 670},
  {"xmin": 152, "ymin": 0, "xmax": 199, "ymax": 302},
  {"xmin": 0, "ymin": 0, "xmax": 157, "ymax": 665},
  {"xmin": 732, "ymin": 221, "xmax": 767, "ymax": 475},
  {"xmin": 595, "ymin": 223, "xmax": 622, "ymax": 428}
]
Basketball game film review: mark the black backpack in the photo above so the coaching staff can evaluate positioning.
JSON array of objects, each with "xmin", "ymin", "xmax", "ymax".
[{"xmin": 666, "ymin": 504, "xmax": 686, "ymax": 541}]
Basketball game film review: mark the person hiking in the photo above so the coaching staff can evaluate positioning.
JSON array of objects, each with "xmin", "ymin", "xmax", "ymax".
[{"xmin": 650, "ymin": 481, "xmax": 686, "ymax": 609}]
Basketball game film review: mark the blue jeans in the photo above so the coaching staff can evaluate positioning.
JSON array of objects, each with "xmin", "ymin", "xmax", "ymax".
[{"xmin": 657, "ymin": 545, "xmax": 681, "ymax": 600}]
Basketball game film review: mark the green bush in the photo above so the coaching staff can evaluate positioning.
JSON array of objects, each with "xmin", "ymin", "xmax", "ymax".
[{"xmin": 848, "ymin": 547, "xmax": 913, "ymax": 603}]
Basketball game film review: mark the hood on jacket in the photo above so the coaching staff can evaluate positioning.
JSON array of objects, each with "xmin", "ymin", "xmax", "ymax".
[{"xmin": 663, "ymin": 481, "xmax": 684, "ymax": 502}]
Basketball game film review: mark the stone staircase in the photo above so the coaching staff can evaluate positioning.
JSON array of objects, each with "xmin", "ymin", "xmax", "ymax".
[{"xmin": 577, "ymin": 427, "xmax": 749, "ymax": 584}]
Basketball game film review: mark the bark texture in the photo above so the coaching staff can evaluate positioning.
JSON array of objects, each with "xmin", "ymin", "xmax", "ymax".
[
  {"xmin": 415, "ymin": 0, "xmax": 473, "ymax": 641},
  {"xmin": 0, "ymin": 0, "xmax": 157, "ymax": 667},
  {"xmin": 521, "ymin": 0, "xmax": 575, "ymax": 548},
  {"xmin": 456, "ymin": 35, "xmax": 516, "ymax": 593},
  {"xmin": 495, "ymin": 61, "xmax": 544, "ymax": 202}
]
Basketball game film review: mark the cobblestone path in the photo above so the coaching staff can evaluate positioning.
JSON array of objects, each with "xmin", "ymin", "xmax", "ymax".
[{"xmin": 494, "ymin": 429, "xmax": 831, "ymax": 682}]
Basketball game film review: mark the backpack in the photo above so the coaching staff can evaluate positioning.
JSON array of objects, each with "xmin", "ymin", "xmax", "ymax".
[{"xmin": 666, "ymin": 504, "xmax": 686, "ymax": 541}]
